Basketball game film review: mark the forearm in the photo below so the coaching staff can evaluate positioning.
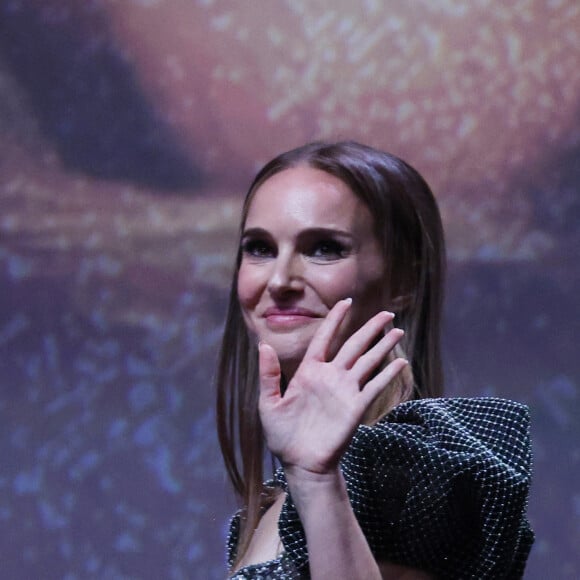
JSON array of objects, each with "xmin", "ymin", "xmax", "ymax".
[{"xmin": 285, "ymin": 465, "xmax": 382, "ymax": 580}]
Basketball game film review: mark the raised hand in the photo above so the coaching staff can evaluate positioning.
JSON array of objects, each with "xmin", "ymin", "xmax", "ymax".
[{"xmin": 258, "ymin": 298, "xmax": 408, "ymax": 475}]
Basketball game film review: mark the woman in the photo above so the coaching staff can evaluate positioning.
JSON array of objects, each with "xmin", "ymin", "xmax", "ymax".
[{"xmin": 216, "ymin": 141, "xmax": 533, "ymax": 578}]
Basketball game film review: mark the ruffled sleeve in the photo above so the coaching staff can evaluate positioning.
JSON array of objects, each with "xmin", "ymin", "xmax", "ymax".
[{"xmin": 276, "ymin": 397, "xmax": 534, "ymax": 579}]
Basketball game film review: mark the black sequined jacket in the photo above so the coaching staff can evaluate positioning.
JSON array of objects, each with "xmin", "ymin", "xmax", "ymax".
[{"xmin": 227, "ymin": 397, "xmax": 534, "ymax": 579}]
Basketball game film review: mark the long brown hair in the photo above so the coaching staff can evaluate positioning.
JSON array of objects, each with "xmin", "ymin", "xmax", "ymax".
[{"xmin": 216, "ymin": 141, "xmax": 446, "ymax": 563}]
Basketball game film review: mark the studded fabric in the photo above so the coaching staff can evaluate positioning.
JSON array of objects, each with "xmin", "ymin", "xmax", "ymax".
[{"xmin": 227, "ymin": 397, "xmax": 534, "ymax": 579}]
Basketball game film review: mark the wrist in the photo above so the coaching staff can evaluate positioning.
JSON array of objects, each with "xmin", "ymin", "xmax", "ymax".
[
  {"xmin": 284, "ymin": 462, "xmax": 342, "ymax": 484},
  {"xmin": 284, "ymin": 465, "xmax": 349, "ymax": 510}
]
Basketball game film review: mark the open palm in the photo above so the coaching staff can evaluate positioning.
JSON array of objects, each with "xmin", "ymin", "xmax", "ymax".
[{"xmin": 258, "ymin": 299, "xmax": 408, "ymax": 475}]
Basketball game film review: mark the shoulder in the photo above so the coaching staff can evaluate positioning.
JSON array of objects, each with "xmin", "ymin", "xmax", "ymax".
[
  {"xmin": 351, "ymin": 397, "xmax": 531, "ymax": 477},
  {"xmin": 385, "ymin": 396, "xmax": 530, "ymax": 430},
  {"xmin": 341, "ymin": 397, "xmax": 534, "ymax": 577},
  {"xmin": 369, "ymin": 396, "xmax": 529, "ymax": 436}
]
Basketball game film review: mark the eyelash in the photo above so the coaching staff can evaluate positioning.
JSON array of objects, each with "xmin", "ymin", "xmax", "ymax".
[
  {"xmin": 308, "ymin": 239, "xmax": 348, "ymax": 260},
  {"xmin": 241, "ymin": 238, "xmax": 348, "ymax": 261},
  {"xmin": 241, "ymin": 239, "xmax": 274, "ymax": 258}
]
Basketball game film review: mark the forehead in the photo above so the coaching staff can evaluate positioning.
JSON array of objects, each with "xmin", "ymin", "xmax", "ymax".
[{"xmin": 245, "ymin": 165, "xmax": 370, "ymax": 230}]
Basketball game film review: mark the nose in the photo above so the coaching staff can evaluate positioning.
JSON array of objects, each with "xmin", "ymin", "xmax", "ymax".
[{"xmin": 267, "ymin": 251, "xmax": 304, "ymax": 297}]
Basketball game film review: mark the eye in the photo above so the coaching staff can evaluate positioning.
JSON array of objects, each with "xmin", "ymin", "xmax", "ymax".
[
  {"xmin": 308, "ymin": 239, "xmax": 348, "ymax": 261},
  {"xmin": 241, "ymin": 238, "xmax": 276, "ymax": 259}
]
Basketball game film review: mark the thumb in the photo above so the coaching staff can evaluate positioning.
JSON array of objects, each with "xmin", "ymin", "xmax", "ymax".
[{"xmin": 258, "ymin": 341, "xmax": 282, "ymax": 401}]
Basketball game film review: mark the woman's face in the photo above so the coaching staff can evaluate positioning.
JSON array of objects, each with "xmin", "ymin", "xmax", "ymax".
[{"xmin": 237, "ymin": 165, "xmax": 386, "ymax": 377}]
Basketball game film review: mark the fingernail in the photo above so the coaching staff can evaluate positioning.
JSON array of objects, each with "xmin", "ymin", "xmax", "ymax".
[
  {"xmin": 344, "ymin": 297, "xmax": 353, "ymax": 305},
  {"xmin": 381, "ymin": 311, "xmax": 395, "ymax": 322}
]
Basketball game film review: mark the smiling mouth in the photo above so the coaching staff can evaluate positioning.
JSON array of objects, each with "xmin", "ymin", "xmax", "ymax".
[{"xmin": 263, "ymin": 309, "xmax": 322, "ymax": 329}]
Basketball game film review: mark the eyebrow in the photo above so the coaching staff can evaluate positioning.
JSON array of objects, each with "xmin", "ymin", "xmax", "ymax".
[{"xmin": 241, "ymin": 226, "xmax": 354, "ymax": 239}]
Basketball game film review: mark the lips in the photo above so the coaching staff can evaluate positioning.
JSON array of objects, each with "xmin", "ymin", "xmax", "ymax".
[{"xmin": 262, "ymin": 306, "xmax": 323, "ymax": 329}]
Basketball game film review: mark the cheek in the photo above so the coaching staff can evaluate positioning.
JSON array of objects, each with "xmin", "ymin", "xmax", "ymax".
[
  {"xmin": 314, "ymin": 264, "xmax": 360, "ymax": 303},
  {"xmin": 316, "ymin": 262, "xmax": 383, "ymax": 305},
  {"xmin": 236, "ymin": 264, "xmax": 262, "ymax": 310},
  {"xmin": 340, "ymin": 266, "xmax": 385, "ymax": 328}
]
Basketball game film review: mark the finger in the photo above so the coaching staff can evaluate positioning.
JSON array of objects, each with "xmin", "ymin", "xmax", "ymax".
[
  {"xmin": 304, "ymin": 298, "xmax": 352, "ymax": 361},
  {"xmin": 359, "ymin": 358, "xmax": 409, "ymax": 408},
  {"xmin": 258, "ymin": 342, "xmax": 282, "ymax": 401},
  {"xmin": 351, "ymin": 327, "xmax": 405, "ymax": 383},
  {"xmin": 332, "ymin": 310, "xmax": 395, "ymax": 368}
]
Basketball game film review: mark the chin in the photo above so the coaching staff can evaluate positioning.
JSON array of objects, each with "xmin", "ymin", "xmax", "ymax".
[
  {"xmin": 271, "ymin": 341, "xmax": 309, "ymax": 364},
  {"xmin": 264, "ymin": 334, "xmax": 310, "ymax": 371}
]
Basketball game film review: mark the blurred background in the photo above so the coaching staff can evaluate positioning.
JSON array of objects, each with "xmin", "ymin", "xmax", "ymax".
[{"xmin": 0, "ymin": 1, "xmax": 578, "ymax": 578}]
